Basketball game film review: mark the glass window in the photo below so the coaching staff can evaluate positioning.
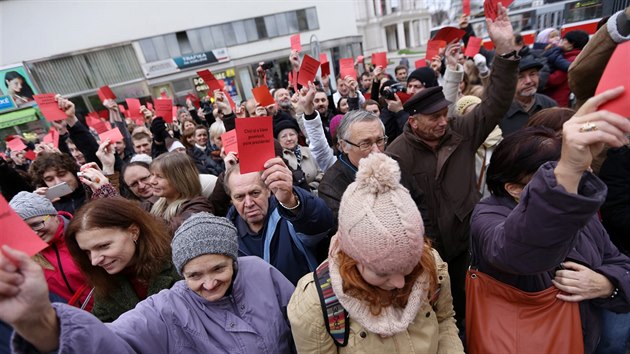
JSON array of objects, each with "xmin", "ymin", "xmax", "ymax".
[
  {"xmin": 199, "ymin": 27, "xmax": 216, "ymax": 50},
  {"xmin": 255, "ymin": 17, "xmax": 268, "ymax": 39},
  {"xmin": 286, "ymin": 11, "xmax": 299, "ymax": 33},
  {"xmin": 164, "ymin": 33, "xmax": 182, "ymax": 58},
  {"xmin": 244, "ymin": 19, "xmax": 259, "ymax": 41},
  {"xmin": 232, "ymin": 21, "xmax": 248, "ymax": 44},
  {"xmin": 187, "ymin": 28, "xmax": 205, "ymax": 53},
  {"xmin": 306, "ymin": 8, "xmax": 319, "ymax": 30},
  {"xmin": 275, "ymin": 13, "xmax": 289, "ymax": 36},
  {"xmin": 176, "ymin": 31, "xmax": 193, "ymax": 55},
  {"xmin": 265, "ymin": 15, "xmax": 278, "ymax": 37},
  {"xmin": 210, "ymin": 26, "xmax": 226, "ymax": 47},
  {"xmin": 222, "ymin": 23, "xmax": 237, "ymax": 46},
  {"xmin": 297, "ymin": 9, "xmax": 309, "ymax": 31},
  {"xmin": 139, "ymin": 39, "xmax": 158, "ymax": 62},
  {"xmin": 151, "ymin": 36, "xmax": 172, "ymax": 61}
]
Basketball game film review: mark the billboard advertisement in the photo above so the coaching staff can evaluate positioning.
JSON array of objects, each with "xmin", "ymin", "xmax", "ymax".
[{"xmin": 0, "ymin": 65, "xmax": 38, "ymax": 113}]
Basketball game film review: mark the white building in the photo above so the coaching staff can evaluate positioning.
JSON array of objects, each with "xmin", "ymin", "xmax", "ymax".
[{"xmin": 0, "ymin": 0, "xmax": 362, "ymax": 137}]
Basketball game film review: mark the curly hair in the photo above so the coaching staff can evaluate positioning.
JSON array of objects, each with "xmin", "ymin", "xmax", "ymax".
[
  {"xmin": 28, "ymin": 152, "xmax": 79, "ymax": 188},
  {"xmin": 65, "ymin": 197, "xmax": 172, "ymax": 298},
  {"xmin": 336, "ymin": 238, "xmax": 437, "ymax": 316}
]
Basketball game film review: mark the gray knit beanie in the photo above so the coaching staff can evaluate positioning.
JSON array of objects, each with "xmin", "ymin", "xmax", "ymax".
[
  {"xmin": 9, "ymin": 191, "xmax": 57, "ymax": 220},
  {"xmin": 171, "ymin": 212, "xmax": 239, "ymax": 275}
]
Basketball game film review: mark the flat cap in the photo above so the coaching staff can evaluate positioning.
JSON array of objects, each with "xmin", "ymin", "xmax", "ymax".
[{"xmin": 403, "ymin": 86, "xmax": 451, "ymax": 115}]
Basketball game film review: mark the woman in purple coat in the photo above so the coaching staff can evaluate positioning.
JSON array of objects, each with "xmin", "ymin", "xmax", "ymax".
[
  {"xmin": 470, "ymin": 87, "xmax": 630, "ymax": 353},
  {"xmin": 0, "ymin": 213, "xmax": 296, "ymax": 354}
]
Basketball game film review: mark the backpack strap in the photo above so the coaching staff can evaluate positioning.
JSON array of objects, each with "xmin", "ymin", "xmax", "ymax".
[{"xmin": 313, "ymin": 260, "xmax": 350, "ymax": 347}]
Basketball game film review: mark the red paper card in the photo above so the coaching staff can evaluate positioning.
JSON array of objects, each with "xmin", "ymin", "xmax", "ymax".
[
  {"xmin": 290, "ymin": 34, "xmax": 302, "ymax": 52},
  {"xmin": 595, "ymin": 41, "xmax": 630, "ymax": 118},
  {"xmin": 86, "ymin": 114, "xmax": 110, "ymax": 134},
  {"xmin": 339, "ymin": 58, "xmax": 357, "ymax": 80},
  {"xmin": 42, "ymin": 129, "xmax": 59, "ymax": 148},
  {"xmin": 186, "ymin": 93, "xmax": 200, "ymax": 108},
  {"xmin": 154, "ymin": 98, "xmax": 173, "ymax": 123},
  {"xmin": 0, "ymin": 195, "xmax": 48, "ymax": 256},
  {"xmin": 125, "ymin": 98, "xmax": 142, "ymax": 120},
  {"xmin": 6, "ymin": 138, "xmax": 27, "ymax": 152},
  {"xmin": 371, "ymin": 52, "xmax": 388, "ymax": 68},
  {"xmin": 463, "ymin": 0, "xmax": 471, "ymax": 15},
  {"xmin": 321, "ymin": 61, "xmax": 331, "ymax": 77},
  {"xmin": 425, "ymin": 40, "xmax": 446, "ymax": 60},
  {"xmin": 396, "ymin": 92, "xmax": 413, "ymax": 104},
  {"xmin": 289, "ymin": 71, "xmax": 298, "ymax": 93},
  {"xmin": 432, "ymin": 27, "xmax": 466, "ymax": 44},
  {"xmin": 221, "ymin": 129, "xmax": 238, "ymax": 155},
  {"xmin": 197, "ymin": 70, "xmax": 225, "ymax": 92},
  {"xmin": 319, "ymin": 54, "xmax": 328, "ymax": 64},
  {"xmin": 357, "ymin": 55, "xmax": 364, "ymax": 64},
  {"xmin": 235, "ymin": 116, "xmax": 274, "ymax": 174},
  {"xmin": 252, "ymin": 85, "xmax": 276, "ymax": 107},
  {"xmin": 97, "ymin": 85, "xmax": 116, "ymax": 102},
  {"xmin": 23, "ymin": 150, "xmax": 36, "ymax": 161},
  {"xmin": 34, "ymin": 94, "xmax": 66, "ymax": 121},
  {"xmin": 465, "ymin": 37, "xmax": 483, "ymax": 57},
  {"xmin": 415, "ymin": 59, "xmax": 427, "ymax": 68},
  {"xmin": 484, "ymin": 0, "xmax": 513, "ymax": 21},
  {"xmin": 97, "ymin": 110, "xmax": 109, "ymax": 120},
  {"xmin": 98, "ymin": 127, "xmax": 123, "ymax": 143},
  {"xmin": 298, "ymin": 55, "xmax": 321, "ymax": 87}
]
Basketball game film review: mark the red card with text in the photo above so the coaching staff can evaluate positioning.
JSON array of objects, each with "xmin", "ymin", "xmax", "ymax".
[
  {"xmin": 43, "ymin": 129, "xmax": 59, "ymax": 148},
  {"xmin": 290, "ymin": 34, "xmax": 302, "ymax": 52},
  {"xmin": 425, "ymin": 40, "xmax": 446, "ymax": 60},
  {"xmin": 97, "ymin": 85, "xmax": 116, "ymax": 102},
  {"xmin": 197, "ymin": 70, "xmax": 224, "ymax": 92},
  {"xmin": 34, "ymin": 94, "xmax": 66, "ymax": 121},
  {"xmin": 235, "ymin": 116, "xmax": 274, "ymax": 174},
  {"xmin": 415, "ymin": 59, "xmax": 427, "ymax": 68},
  {"xmin": 339, "ymin": 58, "xmax": 357, "ymax": 80},
  {"xmin": 371, "ymin": 52, "xmax": 388, "ymax": 68},
  {"xmin": 98, "ymin": 127, "xmax": 123, "ymax": 143},
  {"xmin": 7, "ymin": 138, "xmax": 27, "ymax": 152},
  {"xmin": 298, "ymin": 55, "xmax": 321, "ymax": 87},
  {"xmin": 595, "ymin": 41, "xmax": 630, "ymax": 118},
  {"xmin": 432, "ymin": 27, "xmax": 466, "ymax": 43},
  {"xmin": 155, "ymin": 98, "xmax": 173, "ymax": 123},
  {"xmin": 221, "ymin": 129, "xmax": 238, "ymax": 155},
  {"xmin": 252, "ymin": 85, "xmax": 276, "ymax": 107},
  {"xmin": 463, "ymin": 0, "xmax": 471, "ymax": 15},
  {"xmin": 465, "ymin": 37, "xmax": 483, "ymax": 57},
  {"xmin": 0, "ymin": 195, "xmax": 48, "ymax": 256}
]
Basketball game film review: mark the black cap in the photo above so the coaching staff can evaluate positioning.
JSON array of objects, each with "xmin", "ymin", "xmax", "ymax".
[
  {"xmin": 273, "ymin": 119, "xmax": 300, "ymax": 139},
  {"xmin": 403, "ymin": 86, "xmax": 452, "ymax": 115},
  {"xmin": 406, "ymin": 67, "xmax": 439, "ymax": 88},
  {"xmin": 564, "ymin": 30, "xmax": 589, "ymax": 50},
  {"xmin": 518, "ymin": 56, "xmax": 544, "ymax": 73}
]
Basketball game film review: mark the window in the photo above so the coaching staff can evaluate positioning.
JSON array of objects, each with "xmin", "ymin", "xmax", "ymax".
[
  {"xmin": 164, "ymin": 33, "xmax": 181, "ymax": 58},
  {"xmin": 176, "ymin": 31, "xmax": 193, "ymax": 55},
  {"xmin": 210, "ymin": 26, "xmax": 226, "ymax": 47},
  {"xmin": 265, "ymin": 15, "xmax": 278, "ymax": 37},
  {"xmin": 286, "ymin": 11, "xmax": 299, "ymax": 33},
  {"xmin": 222, "ymin": 23, "xmax": 237, "ymax": 46},
  {"xmin": 139, "ymin": 39, "xmax": 159, "ymax": 62},
  {"xmin": 255, "ymin": 17, "xmax": 268, "ymax": 39},
  {"xmin": 306, "ymin": 8, "xmax": 319, "ymax": 29},
  {"xmin": 232, "ymin": 21, "xmax": 248, "ymax": 44},
  {"xmin": 275, "ymin": 13, "xmax": 289, "ymax": 36},
  {"xmin": 244, "ymin": 19, "xmax": 259, "ymax": 41},
  {"xmin": 297, "ymin": 9, "xmax": 309, "ymax": 31}
]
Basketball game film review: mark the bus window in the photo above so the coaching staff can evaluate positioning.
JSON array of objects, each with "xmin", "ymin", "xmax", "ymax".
[{"xmin": 564, "ymin": 0, "xmax": 603, "ymax": 23}]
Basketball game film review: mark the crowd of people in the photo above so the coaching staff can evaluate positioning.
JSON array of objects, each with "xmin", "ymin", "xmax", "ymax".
[{"xmin": 0, "ymin": 4, "xmax": 629, "ymax": 354}]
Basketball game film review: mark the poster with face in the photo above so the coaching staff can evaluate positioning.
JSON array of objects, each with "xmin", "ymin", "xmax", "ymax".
[{"xmin": 0, "ymin": 65, "xmax": 38, "ymax": 109}]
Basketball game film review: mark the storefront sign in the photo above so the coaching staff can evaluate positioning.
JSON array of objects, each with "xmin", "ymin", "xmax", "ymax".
[
  {"xmin": 174, "ymin": 48, "xmax": 230, "ymax": 70},
  {"xmin": 0, "ymin": 96, "xmax": 14, "ymax": 110},
  {"xmin": 0, "ymin": 65, "xmax": 38, "ymax": 114},
  {"xmin": 192, "ymin": 68, "xmax": 238, "ymax": 98}
]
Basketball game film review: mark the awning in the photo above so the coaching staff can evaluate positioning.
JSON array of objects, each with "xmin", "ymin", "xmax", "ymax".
[{"xmin": 0, "ymin": 108, "xmax": 39, "ymax": 129}]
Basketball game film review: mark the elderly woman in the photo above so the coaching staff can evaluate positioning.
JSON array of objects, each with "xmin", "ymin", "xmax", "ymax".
[
  {"xmin": 274, "ymin": 119, "xmax": 323, "ymax": 192},
  {"xmin": 469, "ymin": 88, "xmax": 630, "ymax": 353},
  {"xmin": 0, "ymin": 213, "xmax": 296, "ymax": 353},
  {"xmin": 288, "ymin": 153, "xmax": 463, "ymax": 353}
]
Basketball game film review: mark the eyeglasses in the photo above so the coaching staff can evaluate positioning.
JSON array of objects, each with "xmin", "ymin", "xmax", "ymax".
[
  {"xmin": 129, "ymin": 175, "xmax": 151, "ymax": 189},
  {"xmin": 343, "ymin": 136, "xmax": 388, "ymax": 151},
  {"xmin": 29, "ymin": 215, "xmax": 51, "ymax": 232}
]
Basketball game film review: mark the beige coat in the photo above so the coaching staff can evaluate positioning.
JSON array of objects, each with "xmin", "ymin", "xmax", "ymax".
[
  {"xmin": 282, "ymin": 145, "xmax": 323, "ymax": 192},
  {"xmin": 287, "ymin": 250, "xmax": 464, "ymax": 354}
]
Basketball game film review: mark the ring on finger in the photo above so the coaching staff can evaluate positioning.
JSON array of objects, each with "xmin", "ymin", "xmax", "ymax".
[{"xmin": 579, "ymin": 121, "xmax": 597, "ymax": 133}]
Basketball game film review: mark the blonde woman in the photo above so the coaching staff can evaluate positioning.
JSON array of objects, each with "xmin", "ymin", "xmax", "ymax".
[{"xmin": 148, "ymin": 152, "xmax": 213, "ymax": 233}]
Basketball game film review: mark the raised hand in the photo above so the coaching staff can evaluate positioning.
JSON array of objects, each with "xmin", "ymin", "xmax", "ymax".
[
  {"xmin": 445, "ymin": 40, "xmax": 462, "ymax": 70},
  {"xmin": 298, "ymin": 81, "xmax": 317, "ymax": 115},
  {"xmin": 486, "ymin": 3, "xmax": 515, "ymax": 55},
  {"xmin": 261, "ymin": 157, "xmax": 297, "ymax": 209}
]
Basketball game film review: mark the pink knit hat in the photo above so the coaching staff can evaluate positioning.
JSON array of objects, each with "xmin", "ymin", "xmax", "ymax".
[
  {"xmin": 329, "ymin": 114, "xmax": 344, "ymax": 140},
  {"xmin": 337, "ymin": 153, "xmax": 424, "ymax": 275}
]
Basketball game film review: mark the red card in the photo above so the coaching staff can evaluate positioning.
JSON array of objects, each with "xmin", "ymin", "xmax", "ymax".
[
  {"xmin": 97, "ymin": 85, "xmax": 116, "ymax": 102},
  {"xmin": 125, "ymin": 98, "xmax": 142, "ymax": 120},
  {"xmin": 298, "ymin": 55, "xmax": 321, "ymax": 87},
  {"xmin": 290, "ymin": 34, "xmax": 302, "ymax": 52},
  {"xmin": 484, "ymin": 0, "xmax": 513, "ymax": 21},
  {"xmin": 42, "ymin": 129, "xmax": 59, "ymax": 148},
  {"xmin": 252, "ymin": 85, "xmax": 276, "ymax": 107},
  {"xmin": 339, "ymin": 58, "xmax": 357, "ymax": 80},
  {"xmin": 319, "ymin": 54, "xmax": 328, "ymax": 64},
  {"xmin": 371, "ymin": 52, "xmax": 388, "ymax": 68},
  {"xmin": 97, "ymin": 109, "xmax": 109, "ymax": 120},
  {"xmin": 6, "ymin": 138, "xmax": 27, "ymax": 152},
  {"xmin": 396, "ymin": 92, "xmax": 413, "ymax": 104},
  {"xmin": 154, "ymin": 98, "xmax": 173, "ymax": 123},
  {"xmin": 98, "ymin": 127, "xmax": 123, "ymax": 143},
  {"xmin": 23, "ymin": 150, "xmax": 36, "ymax": 161},
  {"xmin": 197, "ymin": 70, "xmax": 225, "ymax": 92},
  {"xmin": 425, "ymin": 40, "xmax": 446, "ymax": 60},
  {"xmin": 235, "ymin": 116, "xmax": 274, "ymax": 174},
  {"xmin": 186, "ymin": 93, "xmax": 200, "ymax": 108},
  {"xmin": 0, "ymin": 195, "xmax": 48, "ymax": 256},
  {"xmin": 595, "ymin": 41, "xmax": 630, "ymax": 118},
  {"xmin": 432, "ymin": 27, "xmax": 466, "ymax": 44},
  {"xmin": 321, "ymin": 61, "xmax": 331, "ymax": 77},
  {"xmin": 86, "ymin": 113, "xmax": 110, "ymax": 134},
  {"xmin": 463, "ymin": 0, "xmax": 471, "ymax": 15},
  {"xmin": 172, "ymin": 107, "xmax": 179, "ymax": 121},
  {"xmin": 415, "ymin": 59, "xmax": 427, "ymax": 68},
  {"xmin": 289, "ymin": 71, "xmax": 298, "ymax": 93},
  {"xmin": 465, "ymin": 37, "xmax": 483, "ymax": 57},
  {"xmin": 357, "ymin": 55, "xmax": 364, "ymax": 64},
  {"xmin": 34, "ymin": 94, "xmax": 67, "ymax": 121},
  {"xmin": 221, "ymin": 129, "xmax": 238, "ymax": 155}
]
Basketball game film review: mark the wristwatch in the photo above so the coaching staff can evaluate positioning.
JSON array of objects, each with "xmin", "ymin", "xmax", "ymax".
[{"xmin": 498, "ymin": 50, "xmax": 517, "ymax": 59}]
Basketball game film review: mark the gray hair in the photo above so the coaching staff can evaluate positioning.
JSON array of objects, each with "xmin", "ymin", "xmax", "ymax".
[{"xmin": 336, "ymin": 110, "xmax": 385, "ymax": 142}]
